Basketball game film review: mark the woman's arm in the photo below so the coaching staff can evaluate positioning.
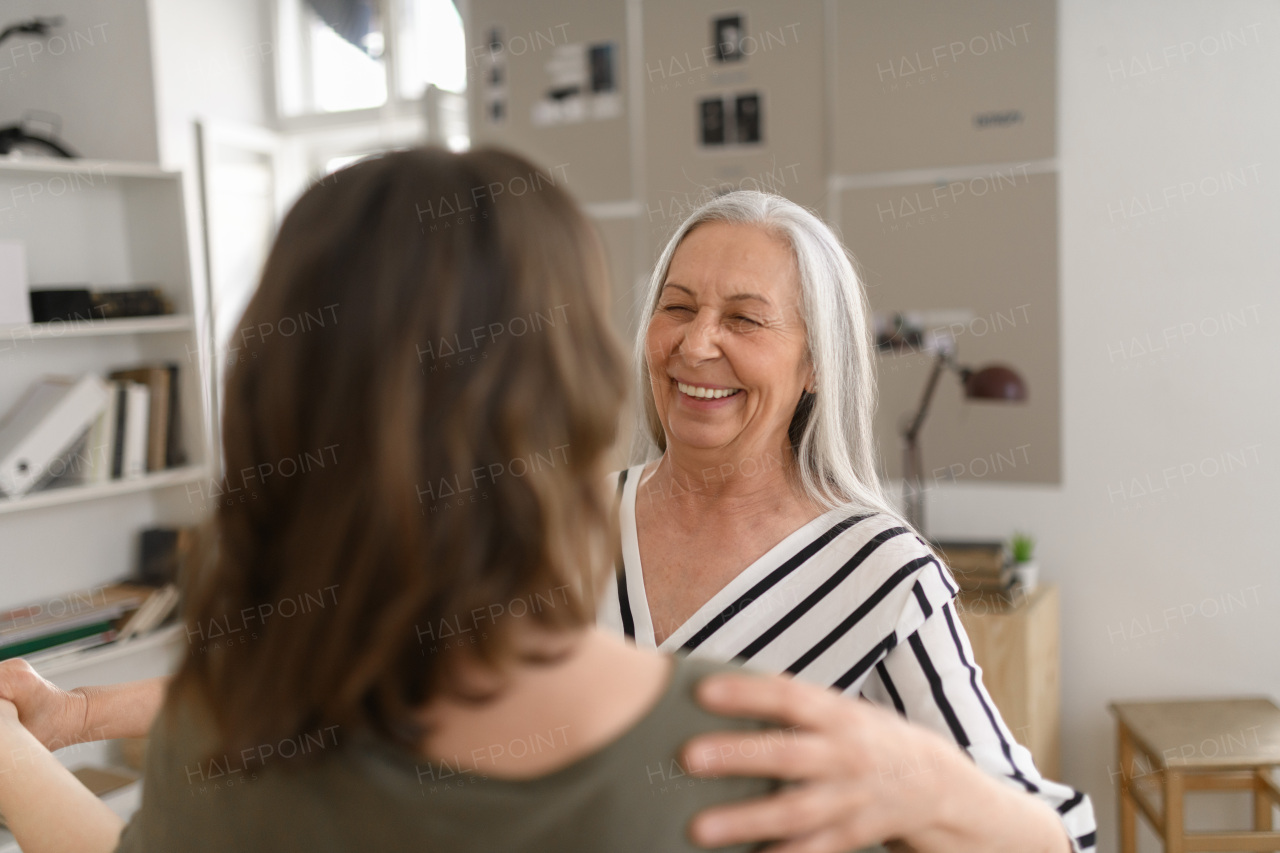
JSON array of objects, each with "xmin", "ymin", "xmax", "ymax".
[
  {"xmin": 0, "ymin": 660, "xmax": 167, "ymax": 748},
  {"xmin": 862, "ymin": 600, "xmax": 1095, "ymax": 850},
  {"xmin": 0, "ymin": 698, "xmax": 125, "ymax": 853},
  {"xmin": 681, "ymin": 672, "xmax": 1073, "ymax": 853}
]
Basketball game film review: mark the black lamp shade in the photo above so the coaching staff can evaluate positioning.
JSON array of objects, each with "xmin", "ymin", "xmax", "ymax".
[{"xmin": 963, "ymin": 364, "xmax": 1027, "ymax": 401}]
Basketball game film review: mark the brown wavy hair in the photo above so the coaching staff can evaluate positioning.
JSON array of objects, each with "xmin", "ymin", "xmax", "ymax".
[{"xmin": 174, "ymin": 147, "xmax": 627, "ymax": 755}]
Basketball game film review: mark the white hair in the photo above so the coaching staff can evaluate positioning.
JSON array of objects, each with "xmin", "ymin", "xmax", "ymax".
[{"xmin": 632, "ymin": 190, "xmax": 902, "ymax": 521}]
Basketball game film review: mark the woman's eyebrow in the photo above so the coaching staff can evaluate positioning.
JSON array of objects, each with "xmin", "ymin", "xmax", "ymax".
[{"xmin": 661, "ymin": 283, "xmax": 772, "ymax": 306}]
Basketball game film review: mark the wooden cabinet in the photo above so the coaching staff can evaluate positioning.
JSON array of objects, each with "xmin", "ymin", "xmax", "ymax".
[{"xmin": 956, "ymin": 583, "xmax": 1061, "ymax": 779}]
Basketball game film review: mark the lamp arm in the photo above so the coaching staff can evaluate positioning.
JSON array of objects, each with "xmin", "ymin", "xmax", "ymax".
[{"xmin": 903, "ymin": 351, "xmax": 953, "ymax": 443}]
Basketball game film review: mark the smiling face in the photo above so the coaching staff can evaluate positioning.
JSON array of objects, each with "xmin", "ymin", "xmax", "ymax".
[{"xmin": 645, "ymin": 221, "xmax": 814, "ymax": 460}]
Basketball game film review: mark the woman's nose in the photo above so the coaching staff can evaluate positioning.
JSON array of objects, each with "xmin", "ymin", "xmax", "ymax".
[{"xmin": 680, "ymin": 311, "xmax": 721, "ymax": 360}]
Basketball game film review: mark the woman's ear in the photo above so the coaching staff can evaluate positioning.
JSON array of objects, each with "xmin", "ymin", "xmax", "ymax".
[{"xmin": 804, "ymin": 363, "xmax": 817, "ymax": 395}]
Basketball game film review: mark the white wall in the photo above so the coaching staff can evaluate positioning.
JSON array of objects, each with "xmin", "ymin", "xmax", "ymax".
[
  {"xmin": 927, "ymin": 2, "xmax": 1280, "ymax": 850},
  {"xmin": 0, "ymin": 0, "xmax": 159, "ymax": 161},
  {"xmin": 146, "ymin": 0, "xmax": 275, "ymax": 170}
]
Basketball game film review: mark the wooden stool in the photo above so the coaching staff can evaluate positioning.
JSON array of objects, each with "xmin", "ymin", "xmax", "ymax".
[{"xmin": 1110, "ymin": 698, "xmax": 1280, "ymax": 852}]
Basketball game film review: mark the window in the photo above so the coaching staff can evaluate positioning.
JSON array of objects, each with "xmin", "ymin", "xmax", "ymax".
[
  {"xmin": 277, "ymin": 0, "xmax": 466, "ymax": 117},
  {"xmin": 397, "ymin": 0, "xmax": 467, "ymax": 99}
]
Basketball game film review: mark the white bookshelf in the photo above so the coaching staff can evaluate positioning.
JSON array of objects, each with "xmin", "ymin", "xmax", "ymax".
[
  {"xmin": 0, "ymin": 157, "xmax": 211, "ymax": 683},
  {"xmin": 0, "ymin": 465, "xmax": 210, "ymax": 517},
  {"xmin": 0, "ymin": 315, "xmax": 195, "ymax": 340}
]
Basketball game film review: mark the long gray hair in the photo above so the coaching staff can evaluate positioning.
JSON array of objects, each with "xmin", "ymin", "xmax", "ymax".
[{"xmin": 632, "ymin": 191, "xmax": 901, "ymax": 521}]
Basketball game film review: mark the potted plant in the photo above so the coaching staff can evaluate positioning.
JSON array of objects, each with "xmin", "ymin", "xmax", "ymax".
[{"xmin": 1010, "ymin": 531, "xmax": 1039, "ymax": 592}]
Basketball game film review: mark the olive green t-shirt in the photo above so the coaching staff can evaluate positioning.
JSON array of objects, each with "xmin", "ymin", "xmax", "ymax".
[{"xmin": 114, "ymin": 657, "xmax": 888, "ymax": 852}]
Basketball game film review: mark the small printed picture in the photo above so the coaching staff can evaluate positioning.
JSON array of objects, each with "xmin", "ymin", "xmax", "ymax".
[
  {"xmin": 589, "ymin": 43, "xmax": 616, "ymax": 93},
  {"xmin": 735, "ymin": 93, "xmax": 762, "ymax": 143},
  {"xmin": 713, "ymin": 14, "xmax": 745, "ymax": 62},
  {"xmin": 699, "ymin": 98, "xmax": 726, "ymax": 146}
]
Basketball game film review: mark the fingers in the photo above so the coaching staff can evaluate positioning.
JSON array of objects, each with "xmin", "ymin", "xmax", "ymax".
[
  {"xmin": 763, "ymin": 823, "xmax": 892, "ymax": 853},
  {"xmin": 0, "ymin": 659, "xmax": 39, "ymax": 699},
  {"xmin": 682, "ymin": 730, "xmax": 831, "ymax": 780},
  {"xmin": 689, "ymin": 783, "xmax": 863, "ymax": 848},
  {"xmin": 695, "ymin": 672, "xmax": 847, "ymax": 730}
]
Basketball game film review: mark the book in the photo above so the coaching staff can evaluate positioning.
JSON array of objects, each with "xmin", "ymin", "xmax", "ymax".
[
  {"xmin": 954, "ymin": 566, "xmax": 1016, "ymax": 593},
  {"xmin": 931, "ymin": 540, "xmax": 1008, "ymax": 576},
  {"xmin": 0, "ymin": 621, "xmax": 117, "ymax": 661},
  {"xmin": 28, "ymin": 287, "xmax": 95, "ymax": 323},
  {"xmin": 138, "ymin": 527, "xmax": 192, "ymax": 586},
  {"xmin": 117, "ymin": 584, "xmax": 180, "ymax": 641},
  {"xmin": 109, "ymin": 366, "xmax": 171, "ymax": 472},
  {"xmin": 91, "ymin": 287, "xmax": 172, "ymax": 319},
  {"xmin": 20, "ymin": 629, "xmax": 119, "ymax": 665},
  {"xmin": 110, "ymin": 381, "xmax": 128, "ymax": 479},
  {"xmin": 0, "ymin": 375, "xmax": 111, "ymax": 497},
  {"xmin": 83, "ymin": 384, "xmax": 122, "ymax": 484},
  {"xmin": 0, "ymin": 584, "xmax": 151, "ymax": 647},
  {"xmin": 164, "ymin": 363, "xmax": 185, "ymax": 467},
  {"xmin": 120, "ymin": 383, "xmax": 150, "ymax": 479}
]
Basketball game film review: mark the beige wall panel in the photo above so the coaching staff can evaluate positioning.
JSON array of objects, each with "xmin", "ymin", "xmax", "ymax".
[
  {"xmin": 467, "ymin": 0, "xmax": 633, "ymax": 203},
  {"xmin": 839, "ymin": 170, "xmax": 1060, "ymax": 484},
  {"xmin": 831, "ymin": 0, "xmax": 1056, "ymax": 174},
  {"xmin": 640, "ymin": 0, "xmax": 827, "ymax": 264},
  {"xmin": 590, "ymin": 214, "xmax": 644, "ymax": 343},
  {"xmin": 589, "ymin": 214, "xmax": 643, "ymax": 468}
]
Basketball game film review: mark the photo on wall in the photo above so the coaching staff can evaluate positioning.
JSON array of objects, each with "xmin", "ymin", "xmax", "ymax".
[
  {"xmin": 735, "ymin": 93, "xmax": 761, "ymax": 143},
  {"xmin": 589, "ymin": 43, "xmax": 616, "ymax": 93},
  {"xmin": 531, "ymin": 41, "xmax": 622, "ymax": 127},
  {"xmin": 713, "ymin": 14, "xmax": 745, "ymax": 62},
  {"xmin": 697, "ymin": 92, "xmax": 763, "ymax": 147},
  {"xmin": 700, "ymin": 97, "xmax": 726, "ymax": 145},
  {"xmin": 482, "ymin": 26, "xmax": 507, "ymax": 125}
]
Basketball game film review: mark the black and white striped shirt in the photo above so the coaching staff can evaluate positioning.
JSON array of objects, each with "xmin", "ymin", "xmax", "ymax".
[{"xmin": 597, "ymin": 465, "xmax": 1097, "ymax": 853}]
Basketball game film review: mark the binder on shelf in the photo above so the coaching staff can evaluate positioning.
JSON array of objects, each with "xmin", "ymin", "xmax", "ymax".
[
  {"xmin": 0, "ymin": 375, "xmax": 111, "ymax": 497},
  {"xmin": 0, "ymin": 240, "xmax": 31, "ymax": 326}
]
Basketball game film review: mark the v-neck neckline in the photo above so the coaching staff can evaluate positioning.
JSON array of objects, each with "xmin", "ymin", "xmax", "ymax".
[{"xmin": 619, "ymin": 462, "xmax": 845, "ymax": 652}]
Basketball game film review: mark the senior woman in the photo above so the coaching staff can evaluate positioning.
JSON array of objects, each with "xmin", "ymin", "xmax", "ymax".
[
  {"xmin": 0, "ymin": 188, "xmax": 1095, "ymax": 853},
  {"xmin": 597, "ymin": 190, "xmax": 1097, "ymax": 853}
]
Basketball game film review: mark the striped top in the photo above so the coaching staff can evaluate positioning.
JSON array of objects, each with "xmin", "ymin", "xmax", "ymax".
[{"xmin": 597, "ymin": 465, "xmax": 1097, "ymax": 853}]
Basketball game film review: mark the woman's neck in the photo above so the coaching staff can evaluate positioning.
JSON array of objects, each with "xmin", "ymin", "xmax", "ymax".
[{"xmin": 644, "ymin": 440, "xmax": 814, "ymax": 518}]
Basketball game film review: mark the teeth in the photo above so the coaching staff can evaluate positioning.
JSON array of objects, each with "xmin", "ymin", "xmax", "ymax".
[{"xmin": 677, "ymin": 381, "xmax": 740, "ymax": 400}]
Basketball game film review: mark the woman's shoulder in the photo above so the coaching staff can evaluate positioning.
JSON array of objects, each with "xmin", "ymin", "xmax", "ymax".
[
  {"xmin": 814, "ymin": 510, "xmax": 955, "ymax": 594},
  {"xmin": 817, "ymin": 510, "xmax": 932, "ymax": 558}
]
